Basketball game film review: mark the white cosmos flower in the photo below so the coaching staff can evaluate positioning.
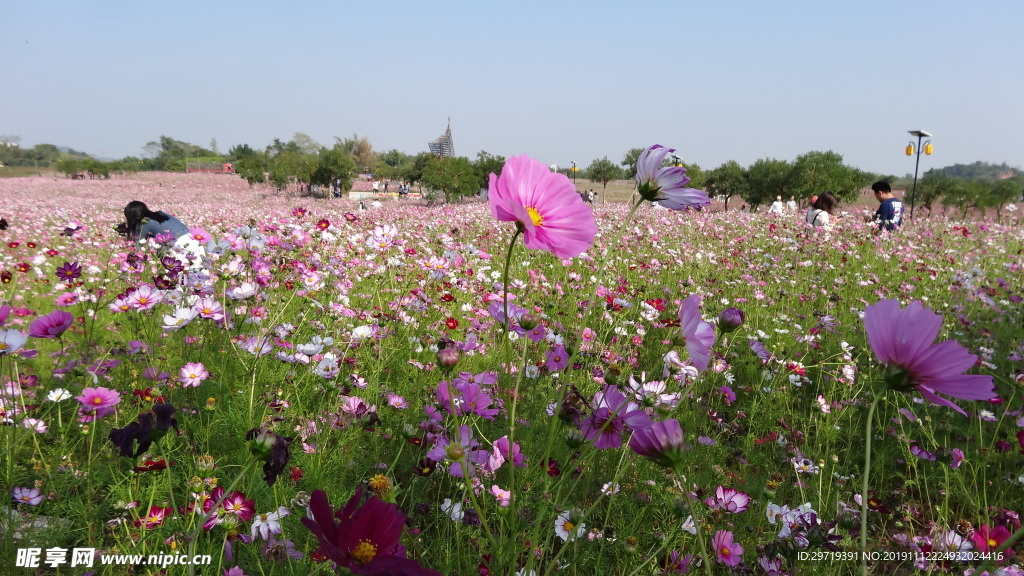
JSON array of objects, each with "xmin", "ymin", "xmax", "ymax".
[{"xmin": 47, "ymin": 388, "xmax": 72, "ymax": 402}]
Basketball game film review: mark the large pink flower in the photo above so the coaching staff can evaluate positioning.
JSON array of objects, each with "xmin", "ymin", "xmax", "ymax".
[
  {"xmin": 864, "ymin": 299, "xmax": 996, "ymax": 416},
  {"xmin": 29, "ymin": 310, "xmax": 74, "ymax": 339},
  {"xmin": 677, "ymin": 295, "xmax": 716, "ymax": 373},
  {"xmin": 488, "ymin": 155, "xmax": 596, "ymax": 259}
]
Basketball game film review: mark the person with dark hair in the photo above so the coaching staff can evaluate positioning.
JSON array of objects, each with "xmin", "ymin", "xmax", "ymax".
[
  {"xmin": 122, "ymin": 201, "xmax": 205, "ymax": 267},
  {"xmin": 871, "ymin": 181, "xmax": 903, "ymax": 231},
  {"xmin": 123, "ymin": 201, "xmax": 189, "ymax": 241},
  {"xmin": 805, "ymin": 191, "xmax": 838, "ymax": 229},
  {"xmin": 0, "ymin": 217, "xmax": 8, "ymax": 230}
]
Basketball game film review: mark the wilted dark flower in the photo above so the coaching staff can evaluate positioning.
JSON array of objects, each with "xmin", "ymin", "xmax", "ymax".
[
  {"xmin": 109, "ymin": 403, "xmax": 178, "ymax": 457},
  {"xmin": 245, "ymin": 426, "xmax": 293, "ymax": 487}
]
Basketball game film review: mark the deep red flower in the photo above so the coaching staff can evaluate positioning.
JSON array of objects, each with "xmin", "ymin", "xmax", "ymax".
[
  {"xmin": 316, "ymin": 219, "xmax": 330, "ymax": 230},
  {"xmin": 445, "ymin": 317, "xmax": 459, "ymax": 330},
  {"xmin": 133, "ymin": 459, "xmax": 173, "ymax": 473},
  {"xmin": 302, "ymin": 488, "xmax": 441, "ymax": 575}
]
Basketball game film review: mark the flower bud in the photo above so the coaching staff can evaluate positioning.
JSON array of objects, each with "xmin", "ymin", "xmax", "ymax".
[
  {"xmin": 446, "ymin": 442, "xmax": 465, "ymax": 461},
  {"xmin": 519, "ymin": 313, "xmax": 540, "ymax": 331},
  {"xmin": 565, "ymin": 429, "xmax": 585, "ymax": 449},
  {"xmin": 437, "ymin": 348, "xmax": 460, "ymax": 372},
  {"xmin": 717, "ymin": 307, "xmax": 745, "ymax": 333}
]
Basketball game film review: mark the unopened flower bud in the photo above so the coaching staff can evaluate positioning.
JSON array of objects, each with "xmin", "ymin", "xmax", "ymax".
[
  {"xmin": 717, "ymin": 307, "xmax": 745, "ymax": 333},
  {"xmin": 565, "ymin": 429, "xmax": 585, "ymax": 449},
  {"xmin": 446, "ymin": 442, "xmax": 465, "ymax": 461},
  {"xmin": 437, "ymin": 348, "xmax": 460, "ymax": 372},
  {"xmin": 519, "ymin": 314, "xmax": 540, "ymax": 331}
]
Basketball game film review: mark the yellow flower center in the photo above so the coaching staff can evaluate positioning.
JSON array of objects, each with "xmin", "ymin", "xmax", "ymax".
[
  {"xmin": 526, "ymin": 206, "xmax": 544, "ymax": 227},
  {"xmin": 0, "ymin": 343, "xmax": 8, "ymax": 351},
  {"xmin": 351, "ymin": 540, "xmax": 377, "ymax": 564},
  {"xmin": 93, "ymin": 397, "xmax": 103, "ymax": 405},
  {"xmin": 720, "ymin": 546, "xmax": 732, "ymax": 556},
  {"xmin": 368, "ymin": 474, "xmax": 390, "ymax": 493},
  {"xmin": 563, "ymin": 520, "xmax": 574, "ymax": 532},
  {"xmin": 989, "ymin": 538, "xmax": 997, "ymax": 548}
]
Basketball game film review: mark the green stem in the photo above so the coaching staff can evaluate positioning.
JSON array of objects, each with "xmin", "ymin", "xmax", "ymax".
[
  {"xmin": 860, "ymin": 394, "xmax": 883, "ymax": 576},
  {"xmin": 501, "ymin": 227, "xmax": 523, "ymax": 333},
  {"xmin": 188, "ymin": 459, "xmax": 258, "ymax": 576},
  {"xmin": 676, "ymin": 475, "xmax": 714, "ymax": 576}
]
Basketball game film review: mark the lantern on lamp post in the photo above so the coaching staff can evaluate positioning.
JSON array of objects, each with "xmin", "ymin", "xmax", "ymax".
[{"xmin": 906, "ymin": 130, "xmax": 933, "ymax": 219}]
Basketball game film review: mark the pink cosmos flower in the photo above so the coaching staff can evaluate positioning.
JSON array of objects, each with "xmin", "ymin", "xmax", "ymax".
[
  {"xmin": 712, "ymin": 529, "xmax": 743, "ymax": 566},
  {"xmin": 864, "ymin": 299, "xmax": 996, "ymax": 416},
  {"xmin": 179, "ymin": 362, "xmax": 210, "ymax": 388},
  {"xmin": 29, "ymin": 310, "xmax": 74, "ymax": 338},
  {"xmin": 128, "ymin": 284, "xmax": 163, "ymax": 311},
  {"xmin": 54, "ymin": 292, "xmax": 79, "ymax": 306},
  {"xmin": 629, "ymin": 418, "xmax": 686, "ymax": 469},
  {"xmin": 635, "ymin": 145, "xmax": 711, "ymax": 210},
  {"xmin": 75, "ymin": 386, "xmax": 121, "ymax": 418},
  {"xmin": 676, "ymin": 295, "xmax": 716, "ymax": 373},
  {"xmin": 488, "ymin": 154, "xmax": 597, "ymax": 259},
  {"xmin": 706, "ymin": 486, "xmax": 751, "ymax": 513},
  {"xmin": 12, "ymin": 486, "xmax": 43, "ymax": 506}
]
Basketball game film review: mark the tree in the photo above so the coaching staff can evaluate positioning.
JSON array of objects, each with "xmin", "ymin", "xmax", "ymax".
[
  {"xmin": 335, "ymin": 134, "xmax": 375, "ymax": 172},
  {"xmin": 587, "ymin": 157, "xmax": 619, "ymax": 192},
  {"xmin": 941, "ymin": 179, "xmax": 985, "ymax": 219},
  {"xmin": 985, "ymin": 179, "xmax": 1021, "ymax": 220},
  {"xmin": 227, "ymin": 144, "xmax": 259, "ymax": 161},
  {"xmin": 235, "ymin": 154, "xmax": 267, "ymax": 187},
  {"xmin": 704, "ymin": 160, "xmax": 748, "ymax": 211},
  {"xmin": 473, "ymin": 150, "xmax": 506, "ymax": 191},
  {"xmin": 745, "ymin": 158, "xmax": 794, "ymax": 211},
  {"xmin": 915, "ymin": 174, "xmax": 955, "ymax": 216},
  {"xmin": 421, "ymin": 156, "xmax": 479, "ymax": 204},
  {"xmin": 621, "ymin": 147, "xmax": 645, "ymax": 179},
  {"xmin": 291, "ymin": 132, "xmax": 323, "ymax": 156},
  {"xmin": 679, "ymin": 161, "xmax": 704, "ymax": 190},
  {"xmin": 378, "ymin": 149, "xmax": 411, "ymax": 168},
  {"xmin": 403, "ymin": 152, "xmax": 435, "ymax": 186},
  {"xmin": 54, "ymin": 157, "xmax": 86, "ymax": 178},
  {"xmin": 790, "ymin": 150, "xmax": 867, "ymax": 203},
  {"xmin": 310, "ymin": 147, "xmax": 357, "ymax": 197}
]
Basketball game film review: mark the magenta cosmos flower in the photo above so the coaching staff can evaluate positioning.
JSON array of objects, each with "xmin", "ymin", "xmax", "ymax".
[
  {"xmin": 488, "ymin": 154, "xmax": 597, "ymax": 259},
  {"xmin": 676, "ymin": 295, "xmax": 717, "ymax": 373},
  {"xmin": 302, "ymin": 487, "xmax": 441, "ymax": 576},
  {"xmin": 711, "ymin": 529, "xmax": 743, "ymax": 567},
  {"xmin": 635, "ymin": 145, "xmax": 711, "ymax": 210},
  {"xmin": 75, "ymin": 386, "xmax": 121, "ymax": 414},
  {"xmin": 29, "ymin": 310, "xmax": 74, "ymax": 338},
  {"xmin": 629, "ymin": 418, "xmax": 686, "ymax": 469},
  {"xmin": 864, "ymin": 299, "xmax": 996, "ymax": 416}
]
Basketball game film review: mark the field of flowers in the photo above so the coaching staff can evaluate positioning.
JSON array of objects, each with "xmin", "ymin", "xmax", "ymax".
[{"xmin": 1, "ymin": 156, "xmax": 1023, "ymax": 576}]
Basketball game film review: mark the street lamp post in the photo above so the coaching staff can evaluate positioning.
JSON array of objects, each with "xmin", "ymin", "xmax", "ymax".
[
  {"xmin": 570, "ymin": 161, "xmax": 577, "ymax": 189},
  {"xmin": 906, "ymin": 130, "xmax": 933, "ymax": 219}
]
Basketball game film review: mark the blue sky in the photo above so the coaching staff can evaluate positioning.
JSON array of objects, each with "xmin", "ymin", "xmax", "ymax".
[{"xmin": 2, "ymin": 1, "xmax": 1022, "ymax": 176}]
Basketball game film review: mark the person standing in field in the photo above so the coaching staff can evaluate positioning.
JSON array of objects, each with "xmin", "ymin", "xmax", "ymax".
[
  {"xmin": 786, "ymin": 195, "xmax": 797, "ymax": 213},
  {"xmin": 871, "ymin": 181, "xmax": 904, "ymax": 231},
  {"xmin": 768, "ymin": 196, "xmax": 784, "ymax": 214}
]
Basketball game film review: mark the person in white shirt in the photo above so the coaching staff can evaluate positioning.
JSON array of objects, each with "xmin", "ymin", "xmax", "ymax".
[
  {"xmin": 768, "ymin": 196, "xmax": 785, "ymax": 214},
  {"xmin": 805, "ymin": 192, "xmax": 838, "ymax": 230},
  {"xmin": 786, "ymin": 195, "xmax": 797, "ymax": 213}
]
